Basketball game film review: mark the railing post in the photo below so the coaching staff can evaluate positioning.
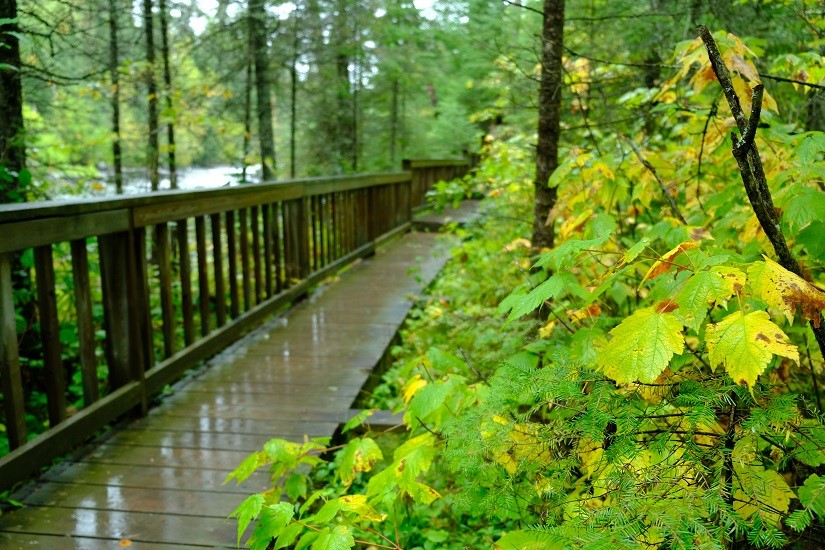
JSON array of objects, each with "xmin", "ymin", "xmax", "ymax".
[
  {"xmin": 99, "ymin": 228, "xmax": 147, "ymax": 413},
  {"xmin": 34, "ymin": 245, "xmax": 67, "ymax": 427},
  {"xmin": 0, "ymin": 253, "xmax": 27, "ymax": 449}
]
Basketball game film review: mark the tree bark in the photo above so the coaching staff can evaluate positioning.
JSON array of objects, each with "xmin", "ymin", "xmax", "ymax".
[
  {"xmin": 290, "ymin": 12, "xmax": 299, "ymax": 179},
  {"xmin": 242, "ymin": 38, "xmax": 253, "ymax": 182},
  {"xmin": 0, "ymin": 0, "xmax": 26, "ymax": 203},
  {"xmin": 532, "ymin": 0, "xmax": 565, "ymax": 250},
  {"xmin": 249, "ymin": 0, "xmax": 276, "ymax": 181},
  {"xmin": 143, "ymin": 0, "xmax": 160, "ymax": 191},
  {"xmin": 108, "ymin": 0, "xmax": 124, "ymax": 194},
  {"xmin": 390, "ymin": 78, "xmax": 399, "ymax": 164},
  {"xmin": 158, "ymin": 0, "xmax": 178, "ymax": 189}
]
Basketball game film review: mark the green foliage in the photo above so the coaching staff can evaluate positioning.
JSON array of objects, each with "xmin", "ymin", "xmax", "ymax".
[{"xmin": 217, "ymin": 10, "xmax": 825, "ymax": 550}]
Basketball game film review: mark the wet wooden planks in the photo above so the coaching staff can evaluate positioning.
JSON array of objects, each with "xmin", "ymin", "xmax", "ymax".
[{"xmin": 0, "ymin": 231, "xmax": 453, "ymax": 549}]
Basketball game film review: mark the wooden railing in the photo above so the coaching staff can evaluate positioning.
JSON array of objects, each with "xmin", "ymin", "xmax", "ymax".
[{"xmin": 0, "ymin": 159, "xmax": 470, "ymax": 492}]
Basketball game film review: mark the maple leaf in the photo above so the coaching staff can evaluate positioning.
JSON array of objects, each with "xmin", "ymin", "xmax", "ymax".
[
  {"xmin": 675, "ymin": 266, "xmax": 745, "ymax": 331},
  {"xmin": 337, "ymin": 438, "xmax": 383, "ymax": 486},
  {"xmin": 596, "ymin": 307, "xmax": 684, "ymax": 384},
  {"xmin": 748, "ymin": 257, "xmax": 825, "ymax": 328},
  {"xmin": 705, "ymin": 311, "xmax": 799, "ymax": 388}
]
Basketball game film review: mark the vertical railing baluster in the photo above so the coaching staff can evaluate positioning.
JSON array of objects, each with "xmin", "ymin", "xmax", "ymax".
[
  {"xmin": 251, "ymin": 205, "xmax": 262, "ymax": 303},
  {"xmin": 155, "ymin": 223, "xmax": 175, "ymax": 359},
  {"xmin": 272, "ymin": 203, "xmax": 283, "ymax": 293},
  {"xmin": 34, "ymin": 245, "xmax": 66, "ymax": 427},
  {"xmin": 239, "ymin": 208, "xmax": 251, "ymax": 310},
  {"xmin": 194, "ymin": 216, "xmax": 210, "ymax": 336},
  {"xmin": 226, "ymin": 210, "xmax": 240, "ymax": 318},
  {"xmin": 70, "ymin": 239, "xmax": 99, "ymax": 405},
  {"xmin": 0, "ymin": 253, "xmax": 27, "ymax": 449},
  {"xmin": 262, "ymin": 204, "xmax": 273, "ymax": 297},
  {"xmin": 210, "ymin": 213, "xmax": 227, "ymax": 327},
  {"xmin": 176, "ymin": 219, "xmax": 194, "ymax": 346}
]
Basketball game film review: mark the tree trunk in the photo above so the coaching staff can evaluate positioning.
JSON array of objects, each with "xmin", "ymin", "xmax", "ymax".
[
  {"xmin": 108, "ymin": 0, "xmax": 124, "ymax": 194},
  {"xmin": 390, "ymin": 78, "xmax": 399, "ymax": 164},
  {"xmin": 290, "ymin": 13, "xmax": 299, "ymax": 179},
  {"xmin": 143, "ymin": 0, "xmax": 160, "ymax": 191},
  {"xmin": 334, "ymin": 2, "xmax": 354, "ymax": 173},
  {"xmin": 532, "ymin": 0, "xmax": 565, "ymax": 250},
  {"xmin": 242, "ymin": 44, "xmax": 253, "ymax": 182},
  {"xmin": 158, "ymin": 0, "xmax": 178, "ymax": 189},
  {"xmin": 0, "ymin": 0, "xmax": 26, "ymax": 203},
  {"xmin": 249, "ymin": 0, "xmax": 276, "ymax": 181}
]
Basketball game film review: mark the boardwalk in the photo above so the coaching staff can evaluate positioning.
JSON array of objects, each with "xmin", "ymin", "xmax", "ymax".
[{"xmin": 0, "ymin": 230, "xmax": 455, "ymax": 549}]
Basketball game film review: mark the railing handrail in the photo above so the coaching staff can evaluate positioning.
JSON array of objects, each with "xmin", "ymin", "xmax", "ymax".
[{"xmin": 0, "ymin": 171, "xmax": 412, "ymax": 224}]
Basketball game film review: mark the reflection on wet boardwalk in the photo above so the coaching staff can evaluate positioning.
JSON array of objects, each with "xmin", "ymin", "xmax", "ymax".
[{"xmin": 0, "ymin": 232, "xmax": 452, "ymax": 549}]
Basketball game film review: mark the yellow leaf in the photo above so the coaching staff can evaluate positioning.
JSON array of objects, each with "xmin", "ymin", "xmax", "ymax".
[
  {"xmin": 748, "ymin": 257, "xmax": 825, "ymax": 327},
  {"xmin": 705, "ymin": 311, "xmax": 799, "ymax": 388},
  {"xmin": 403, "ymin": 375, "xmax": 427, "ymax": 404},
  {"xmin": 596, "ymin": 307, "xmax": 684, "ymax": 384},
  {"xmin": 559, "ymin": 209, "xmax": 592, "ymax": 240},
  {"xmin": 641, "ymin": 241, "xmax": 700, "ymax": 284},
  {"xmin": 538, "ymin": 320, "xmax": 556, "ymax": 339}
]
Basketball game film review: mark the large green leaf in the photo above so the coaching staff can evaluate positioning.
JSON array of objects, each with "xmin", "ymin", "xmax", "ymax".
[
  {"xmin": 310, "ymin": 525, "xmax": 355, "ymax": 550},
  {"xmin": 596, "ymin": 306, "xmax": 684, "ymax": 384},
  {"xmin": 675, "ymin": 266, "xmax": 744, "ymax": 331},
  {"xmin": 229, "ymin": 493, "xmax": 265, "ymax": 547},
  {"xmin": 799, "ymin": 474, "xmax": 825, "ymax": 518},
  {"xmin": 495, "ymin": 530, "xmax": 568, "ymax": 549},
  {"xmin": 249, "ymin": 502, "xmax": 295, "ymax": 550}
]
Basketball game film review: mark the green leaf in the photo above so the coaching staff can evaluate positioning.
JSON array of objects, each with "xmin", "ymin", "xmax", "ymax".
[
  {"xmin": 496, "ymin": 530, "xmax": 568, "ymax": 549},
  {"xmin": 249, "ymin": 502, "xmax": 294, "ymax": 550},
  {"xmin": 367, "ymin": 433, "xmax": 439, "ymax": 506},
  {"xmin": 705, "ymin": 310, "xmax": 799, "ymax": 388},
  {"xmin": 623, "ymin": 236, "xmax": 651, "ymax": 264},
  {"xmin": 229, "ymin": 493, "xmax": 265, "ymax": 546},
  {"xmin": 404, "ymin": 374, "xmax": 467, "ymax": 428},
  {"xmin": 675, "ymin": 266, "xmax": 744, "ymax": 331},
  {"xmin": 783, "ymin": 185, "xmax": 825, "ymax": 232},
  {"xmin": 798, "ymin": 221, "xmax": 825, "ymax": 258},
  {"xmin": 337, "ymin": 437, "xmax": 383, "ymax": 486},
  {"xmin": 310, "ymin": 525, "xmax": 355, "ymax": 550},
  {"xmin": 17, "ymin": 168, "xmax": 31, "ymax": 188},
  {"xmin": 570, "ymin": 327, "xmax": 607, "ymax": 369},
  {"xmin": 337, "ymin": 494, "xmax": 386, "ymax": 522},
  {"xmin": 284, "ymin": 473, "xmax": 308, "ymax": 500},
  {"xmin": 799, "ymin": 474, "xmax": 825, "ymax": 518},
  {"xmin": 534, "ymin": 232, "xmax": 613, "ymax": 271},
  {"xmin": 341, "ymin": 409, "xmax": 374, "ymax": 434},
  {"xmin": 546, "ymin": 156, "xmax": 576, "ymax": 188},
  {"xmin": 224, "ymin": 451, "xmax": 266, "ymax": 485},
  {"xmin": 274, "ymin": 521, "xmax": 304, "ymax": 549},
  {"xmin": 596, "ymin": 306, "xmax": 684, "ymax": 384},
  {"xmin": 503, "ymin": 272, "xmax": 574, "ymax": 324}
]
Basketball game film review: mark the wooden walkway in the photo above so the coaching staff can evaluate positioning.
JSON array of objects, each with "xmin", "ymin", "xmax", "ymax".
[{"xmin": 0, "ymin": 230, "xmax": 454, "ymax": 549}]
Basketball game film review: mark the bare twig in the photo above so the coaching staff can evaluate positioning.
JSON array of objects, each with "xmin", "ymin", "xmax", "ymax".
[
  {"xmin": 622, "ymin": 136, "xmax": 688, "ymax": 224},
  {"xmin": 762, "ymin": 74, "xmax": 825, "ymax": 91}
]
